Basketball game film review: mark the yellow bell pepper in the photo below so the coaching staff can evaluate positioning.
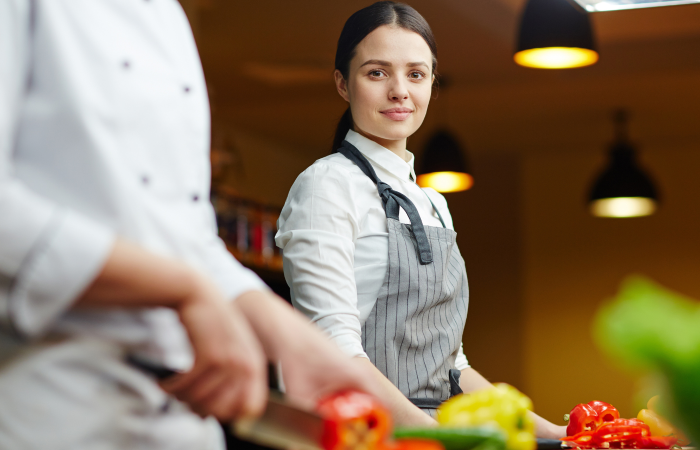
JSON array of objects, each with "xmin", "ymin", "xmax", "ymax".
[
  {"xmin": 437, "ymin": 384, "xmax": 536, "ymax": 450},
  {"xmin": 637, "ymin": 396, "xmax": 690, "ymax": 446}
]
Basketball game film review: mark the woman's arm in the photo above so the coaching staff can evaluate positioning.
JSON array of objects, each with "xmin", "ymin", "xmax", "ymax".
[
  {"xmin": 354, "ymin": 357, "xmax": 437, "ymax": 426},
  {"xmin": 460, "ymin": 368, "xmax": 567, "ymax": 439}
]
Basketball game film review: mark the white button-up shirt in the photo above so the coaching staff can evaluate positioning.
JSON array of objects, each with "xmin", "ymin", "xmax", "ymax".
[
  {"xmin": 0, "ymin": 0, "xmax": 266, "ymax": 369},
  {"xmin": 276, "ymin": 130, "xmax": 469, "ymax": 370}
]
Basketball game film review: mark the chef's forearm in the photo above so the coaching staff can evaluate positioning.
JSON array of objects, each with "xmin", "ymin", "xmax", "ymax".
[
  {"xmin": 353, "ymin": 357, "xmax": 437, "ymax": 427},
  {"xmin": 232, "ymin": 288, "xmax": 308, "ymax": 360},
  {"xmin": 74, "ymin": 238, "xmax": 205, "ymax": 311}
]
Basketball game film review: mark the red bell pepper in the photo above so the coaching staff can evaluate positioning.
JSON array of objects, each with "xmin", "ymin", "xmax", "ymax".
[
  {"xmin": 637, "ymin": 436, "xmax": 680, "ymax": 449},
  {"xmin": 594, "ymin": 418, "xmax": 650, "ymax": 446},
  {"xmin": 588, "ymin": 400, "xmax": 621, "ymax": 424},
  {"xmin": 561, "ymin": 430, "xmax": 597, "ymax": 448},
  {"xmin": 562, "ymin": 417, "xmax": 678, "ymax": 449},
  {"xmin": 317, "ymin": 391, "xmax": 392, "ymax": 450},
  {"xmin": 383, "ymin": 438, "xmax": 445, "ymax": 450},
  {"xmin": 562, "ymin": 400, "xmax": 679, "ymax": 449},
  {"xmin": 566, "ymin": 401, "xmax": 620, "ymax": 436},
  {"xmin": 567, "ymin": 404, "xmax": 599, "ymax": 437}
]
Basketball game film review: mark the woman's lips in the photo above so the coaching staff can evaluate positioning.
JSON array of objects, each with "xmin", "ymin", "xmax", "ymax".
[{"xmin": 380, "ymin": 108, "xmax": 413, "ymax": 121}]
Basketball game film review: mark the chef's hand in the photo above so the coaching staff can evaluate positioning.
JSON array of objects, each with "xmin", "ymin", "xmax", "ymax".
[
  {"xmin": 160, "ymin": 279, "xmax": 268, "ymax": 422},
  {"xmin": 233, "ymin": 290, "xmax": 383, "ymax": 409},
  {"xmin": 75, "ymin": 239, "xmax": 269, "ymax": 421}
]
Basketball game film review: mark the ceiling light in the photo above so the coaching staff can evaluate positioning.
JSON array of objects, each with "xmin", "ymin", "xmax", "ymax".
[
  {"xmin": 417, "ymin": 130, "xmax": 473, "ymax": 194},
  {"xmin": 589, "ymin": 111, "xmax": 659, "ymax": 218},
  {"xmin": 515, "ymin": 0, "xmax": 599, "ymax": 69},
  {"xmin": 573, "ymin": 0, "xmax": 700, "ymax": 12},
  {"xmin": 590, "ymin": 197, "xmax": 656, "ymax": 218}
]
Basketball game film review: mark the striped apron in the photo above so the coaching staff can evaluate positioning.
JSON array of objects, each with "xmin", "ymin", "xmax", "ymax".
[{"xmin": 337, "ymin": 141, "xmax": 469, "ymax": 417}]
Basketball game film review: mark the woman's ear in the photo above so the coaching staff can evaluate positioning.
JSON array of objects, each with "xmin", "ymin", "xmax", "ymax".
[{"xmin": 334, "ymin": 70, "xmax": 350, "ymax": 103}]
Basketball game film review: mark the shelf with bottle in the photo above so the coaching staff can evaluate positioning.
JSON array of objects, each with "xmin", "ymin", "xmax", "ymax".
[{"xmin": 211, "ymin": 187, "xmax": 283, "ymax": 273}]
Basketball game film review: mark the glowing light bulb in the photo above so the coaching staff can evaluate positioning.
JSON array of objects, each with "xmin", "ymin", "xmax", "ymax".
[
  {"xmin": 416, "ymin": 172, "xmax": 473, "ymax": 193},
  {"xmin": 514, "ymin": 47, "xmax": 599, "ymax": 69},
  {"xmin": 590, "ymin": 197, "xmax": 657, "ymax": 218}
]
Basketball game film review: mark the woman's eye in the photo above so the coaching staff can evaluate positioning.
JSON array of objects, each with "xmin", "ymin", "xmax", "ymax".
[
  {"xmin": 409, "ymin": 71, "xmax": 425, "ymax": 80},
  {"xmin": 369, "ymin": 70, "xmax": 385, "ymax": 78}
]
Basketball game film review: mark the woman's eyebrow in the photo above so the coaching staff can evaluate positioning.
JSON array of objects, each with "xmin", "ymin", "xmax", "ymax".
[
  {"xmin": 360, "ymin": 59, "xmax": 392, "ymax": 67},
  {"xmin": 359, "ymin": 59, "xmax": 430, "ymax": 69},
  {"xmin": 407, "ymin": 61, "xmax": 429, "ymax": 69}
]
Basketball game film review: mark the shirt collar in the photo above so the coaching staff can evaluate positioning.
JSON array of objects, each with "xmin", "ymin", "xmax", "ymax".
[{"xmin": 344, "ymin": 129, "xmax": 417, "ymax": 182}]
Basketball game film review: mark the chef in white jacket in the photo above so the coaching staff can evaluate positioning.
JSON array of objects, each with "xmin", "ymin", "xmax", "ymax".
[{"xmin": 0, "ymin": 1, "xmax": 378, "ymax": 449}]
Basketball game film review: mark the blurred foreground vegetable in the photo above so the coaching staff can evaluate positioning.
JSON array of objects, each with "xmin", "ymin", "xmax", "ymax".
[
  {"xmin": 318, "ymin": 391, "xmax": 446, "ymax": 450},
  {"xmin": 386, "ymin": 438, "xmax": 445, "ymax": 450},
  {"xmin": 394, "ymin": 426, "xmax": 507, "ymax": 450},
  {"xmin": 593, "ymin": 276, "xmax": 700, "ymax": 445},
  {"xmin": 318, "ymin": 391, "xmax": 392, "ymax": 450},
  {"xmin": 437, "ymin": 384, "xmax": 535, "ymax": 450}
]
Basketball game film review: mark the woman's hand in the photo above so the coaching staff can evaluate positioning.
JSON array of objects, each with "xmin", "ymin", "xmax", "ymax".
[{"xmin": 536, "ymin": 422, "xmax": 568, "ymax": 439}]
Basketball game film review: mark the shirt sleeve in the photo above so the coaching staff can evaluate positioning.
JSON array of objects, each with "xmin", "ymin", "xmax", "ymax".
[
  {"xmin": 0, "ymin": 1, "xmax": 115, "ymax": 338},
  {"xmin": 276, "ymin": 162, "xmax": 369, "ymax": 359},
  {"xmin": 455, "ymin": 342, "xmax": 470, "ymax": 370}
]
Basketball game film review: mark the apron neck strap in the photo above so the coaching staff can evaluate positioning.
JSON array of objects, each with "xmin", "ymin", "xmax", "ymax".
[
  {"xmin": 422, "ymin": 191, "xmax": 447, "ymax": 229},
  {"xmin": 337, "ymin": 140, "xmax": 434, "ymax": 265}
]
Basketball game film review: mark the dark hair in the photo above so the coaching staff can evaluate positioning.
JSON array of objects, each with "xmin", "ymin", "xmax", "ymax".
[{"xmin": 332, "ymin": 1, "xmax": 438, "ymax": 152}]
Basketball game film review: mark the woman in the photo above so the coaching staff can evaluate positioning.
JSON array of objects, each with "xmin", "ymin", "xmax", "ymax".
[{"xmin": 277, "ymin": 1, "xmax": 565, "ymax": 434}]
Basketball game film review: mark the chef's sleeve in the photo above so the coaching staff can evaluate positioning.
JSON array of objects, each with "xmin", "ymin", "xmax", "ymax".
[
  {"xmin": 0, "ymin": 1, "xmax": 115, "ymax": 338},
  {"xmin": 275, "ymin": 163, "xmax": 368, "ymax": 360}
]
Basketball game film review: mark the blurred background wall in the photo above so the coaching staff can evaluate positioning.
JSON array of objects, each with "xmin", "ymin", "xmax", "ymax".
[{"xmin": 180, "ymin": 0, "xmax": 700, "ymax": 422}]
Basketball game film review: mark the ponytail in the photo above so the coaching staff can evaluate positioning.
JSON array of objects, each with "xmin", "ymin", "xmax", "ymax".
[{"xmin": 331, "ymin": 107, "xmax": 353, "ymax": 153}]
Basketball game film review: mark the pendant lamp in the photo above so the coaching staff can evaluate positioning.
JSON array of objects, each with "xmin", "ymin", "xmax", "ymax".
[
  {"xmin": 573, "ymin": 0, "xmax": 700, "ymax": 12},
  {"xmin": 588, "ymin": 111, "xmax": 658, "ymax": 218},
  {"xmin": 417, "ymin": 130, "xmax": 473, "ymax": 193},
  {"xmin": 515, "ymin": 0, "xmax": 599, "ymax": 69}
]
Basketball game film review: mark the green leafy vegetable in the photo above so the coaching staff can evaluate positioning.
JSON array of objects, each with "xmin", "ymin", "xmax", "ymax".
[{"xmin": 593, "ymin": 276, "xmax": 700, "ymax": 445}]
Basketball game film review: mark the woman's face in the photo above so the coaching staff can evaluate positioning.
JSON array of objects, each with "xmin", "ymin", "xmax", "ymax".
[{"xmin": 335, "ymin": 25, "xmax": 434, "ymax": 151}]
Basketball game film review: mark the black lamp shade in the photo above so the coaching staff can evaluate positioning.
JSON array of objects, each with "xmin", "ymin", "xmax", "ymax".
[
  {"xmin": 589, "ymin": 142, "xmax": 658, "ymax": 201},
  {"xmin": 517, "ymin": 0, "xmax": 597, "ymax": 53},
  {"xmin": 418, "ymin": 130, "xmax": 470, "ymax": 175},
  {"xmin": 416, "ymin": 130, "xmax": 473, "ymax": 193}
]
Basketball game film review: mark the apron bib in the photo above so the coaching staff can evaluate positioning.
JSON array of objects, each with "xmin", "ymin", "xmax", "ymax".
[{"xmin": 337, "ymin": 141, "xmax": 469, "ymax": 417}]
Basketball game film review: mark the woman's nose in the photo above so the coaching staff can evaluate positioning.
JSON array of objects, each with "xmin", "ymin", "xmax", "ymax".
[{"xmin": 388, "ymin": 79, "xmax": 409, "ymax": 101}]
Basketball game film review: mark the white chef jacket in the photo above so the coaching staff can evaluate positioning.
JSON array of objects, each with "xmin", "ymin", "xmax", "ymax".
[
  {"xmin": 0, "ymin": 0, "xmax": 266, "ymax": 368},
  {"xmin": 276, "ymin": 130, "xmax": 470, "ymax": 370}
]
